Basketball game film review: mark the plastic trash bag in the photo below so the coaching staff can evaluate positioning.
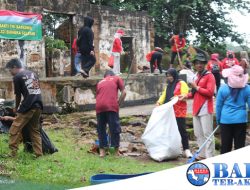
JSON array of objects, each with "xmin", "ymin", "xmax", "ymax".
[
  {"xmin": 23, "ymin": 127, "xmax": 58, "ymax": 154},
  {"xmin": 142, "ymin": 97, "xmax": 182, "ymax": 161}
]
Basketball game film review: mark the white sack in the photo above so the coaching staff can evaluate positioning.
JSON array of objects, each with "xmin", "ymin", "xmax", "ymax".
[{"xmin": 141, "ymin": 97, "xmax": 182, "ymax": 161}]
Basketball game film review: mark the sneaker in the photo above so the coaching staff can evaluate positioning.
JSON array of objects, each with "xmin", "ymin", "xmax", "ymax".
[
  {"xmin": 75, "ymin": 73, "xmax": 82, "ymax": 77},
  {"xmin": 80, "ymin": 70, "xmax": 89, "ymax": 78},
  {"xmin": 184, "ymin": 149, "xmax": 193, "ymax": 158}
]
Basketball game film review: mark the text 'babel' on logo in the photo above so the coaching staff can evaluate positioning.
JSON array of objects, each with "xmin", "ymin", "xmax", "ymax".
[{"xmin": 212, "ymin": 163, "xmax": 250, "ymax": 186}]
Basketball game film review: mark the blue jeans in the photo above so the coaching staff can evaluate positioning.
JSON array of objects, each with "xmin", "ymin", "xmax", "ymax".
[
  {"xmin": 96, "ymin": 111, "xmax": 121, "ymax": 148},
  {"xmin": 74, "ymin": 53, "xmax": 81, "ymax": 73}
]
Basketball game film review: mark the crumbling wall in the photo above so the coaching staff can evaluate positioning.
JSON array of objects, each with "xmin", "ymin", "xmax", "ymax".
[
  {"xmin": 0, "ymin": 0, "xmax": 154, "ymax": 78},
  {"xmin": 0, "ymin": 0, "xmax": 45, "ymax": 78},
  {"xmin": 97, "ymin": 7, "xmax": 153, "ymax": 71},
  {"xmin": 0, "ymin": 74, "xmax": 164, "ymax": 111},
  {"xmin": 0, "ymin": 39, "xmax": 45, "ymax": 78}
]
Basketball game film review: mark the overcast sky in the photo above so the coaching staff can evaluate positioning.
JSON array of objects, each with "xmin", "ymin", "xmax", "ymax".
[
  {"xmin": 188, "ymin": 9, "xmax": 250, "ymax": 45},
  {"xmin": 229, "ymin": 10, "xmax": 250, "ymax": 42}
]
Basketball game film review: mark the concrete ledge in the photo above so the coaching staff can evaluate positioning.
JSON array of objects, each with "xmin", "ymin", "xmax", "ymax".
[{"xmin": 0, "ymin": 74, "xmax": 166, "ymax": 113}]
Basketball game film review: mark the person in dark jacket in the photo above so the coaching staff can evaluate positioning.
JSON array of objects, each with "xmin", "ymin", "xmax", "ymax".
[
  {"xmin": 6, "ymin": 58, "xmax": 43, "ymax": 158},
  {"xmin": 77, "ymin": 16, "xmax": 96, "ymax": 78}
]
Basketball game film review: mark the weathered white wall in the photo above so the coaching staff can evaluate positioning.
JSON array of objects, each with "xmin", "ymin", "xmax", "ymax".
[
  {"xmin": 98, "ymin": 9, "xmax": 153, "ymax": 70},
  {"xmin": 0, "ymin": 39, "xmax": 45, "ymax": 78}
]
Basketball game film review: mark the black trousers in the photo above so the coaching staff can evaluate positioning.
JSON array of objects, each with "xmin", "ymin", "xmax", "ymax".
[
  {"xmin": 220, "ymin": 123, "xmax": 247, "ymax": 154},
  {"xmin": 97, "ymin": 111, "xmax": 121, "ymax": 148},
  {"xmin": 176, "ymin": 117, "xmax": 189, "ymax": 150},
  {"xmin": 80, "ymin": 53, "xmax": 96, "ymax": 74},
  {"xmin": 150, "ymin": 52, "xmax": 162, "ymax": 73},
  {"xmin": 170, "ymin": 51, "xmax": 183, "ymax": 65}
]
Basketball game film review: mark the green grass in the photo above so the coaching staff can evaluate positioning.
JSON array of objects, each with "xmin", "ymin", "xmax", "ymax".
[{"xmin": 0, "ymin": 128, "xmax": 177, "ymax": 189}]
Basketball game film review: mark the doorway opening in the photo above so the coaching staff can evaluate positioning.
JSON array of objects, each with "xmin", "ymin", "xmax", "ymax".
[
  {"xmin": 120, "ymin": 37, "xmax": 136, "ymax": 73},
  {"xmin": 43, "ymin": 10, "xmax": 75, "ymax": 77}
]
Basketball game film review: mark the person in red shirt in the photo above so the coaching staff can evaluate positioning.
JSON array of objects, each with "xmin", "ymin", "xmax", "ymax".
[
  {"xmin": 206, "ymin": 53, "xmax": 222, "ymax": 93},
  {"xmin": 180, "ymin": 50, "xmax": 216, "ymax": 160},
  {"xmin": 169, "ymin": 32, "xmax": 186, "ymax": 68},
  {"xmin": 111, "ymin": 29, "xmax": 125, "ymax": 75},
  {"xmin": 96, "ymin": 70, "xmax": 126, "ymax": 157},
  {"xmin": 221, "ymin": 50, "xmax": 239, "ymax": 70},
  {"xmin": 72, "ymin": 37, "xmax": 82, "ymax": 76},
  {"xmin": 145, "ymin": 47, "xmax": 164, "ymax": 74}
]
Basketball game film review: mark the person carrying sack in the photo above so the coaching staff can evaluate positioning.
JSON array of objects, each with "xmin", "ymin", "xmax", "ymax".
[{"xmin": 156, "ymin": 68, "xmax": 193, "ymax": 158}]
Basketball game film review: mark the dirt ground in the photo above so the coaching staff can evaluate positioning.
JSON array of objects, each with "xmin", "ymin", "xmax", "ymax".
[{"xmin": 41, "ymin": 104, "xmax": 198, "ymax": 165}]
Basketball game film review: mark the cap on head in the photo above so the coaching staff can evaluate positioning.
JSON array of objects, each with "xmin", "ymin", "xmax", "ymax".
[
  {"xmin": 179, "ymin": 32, "xmax": 184, "ymax": 38},
  {"xmin": 192, "ymin": 48, "xmax": 209, "ymax": 64},
  {"xmin": 116, "ymin": 29, "xmax": 125, "ymax": 35},
  {"xmin": 193, "ymin": 53, "xmax": 208, "ymax": 63}
]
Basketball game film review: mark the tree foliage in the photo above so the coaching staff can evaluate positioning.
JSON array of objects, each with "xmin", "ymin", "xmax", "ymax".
[
  {"xmin": 88, "ymin": 0, "xmax": 250, "ymax": 52},
  {"xmin": 43, "ymin": 12, "xmax": 68, "ymax": 38}
]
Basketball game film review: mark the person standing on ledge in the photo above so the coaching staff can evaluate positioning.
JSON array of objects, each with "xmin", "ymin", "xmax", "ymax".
[{"xmin": 77, "ymin": 16, "xmax": 96, "ymax": 78}]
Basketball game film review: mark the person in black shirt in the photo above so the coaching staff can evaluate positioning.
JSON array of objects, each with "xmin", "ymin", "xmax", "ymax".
[
  {"xmin": 6, "ymin": 58, "xmax": 43, "ymax": 157},
  {"xmin": 77, "ymin": 16, "xmax": 96, "ymax": 78}
]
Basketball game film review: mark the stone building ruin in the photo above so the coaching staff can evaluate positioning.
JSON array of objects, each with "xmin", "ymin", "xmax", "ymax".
[{"xmin": 0, "ymin": 0, "xmax": 154, "ymax": 78}]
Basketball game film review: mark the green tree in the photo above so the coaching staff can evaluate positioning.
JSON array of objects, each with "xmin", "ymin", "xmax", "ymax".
[
  {"xmin": 88, "ymin": 0, "xmax": 250, "ymax": 52},
  {"xmin": 43, "ymin": 12, "xmax": 68, "ymax": 38}
]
